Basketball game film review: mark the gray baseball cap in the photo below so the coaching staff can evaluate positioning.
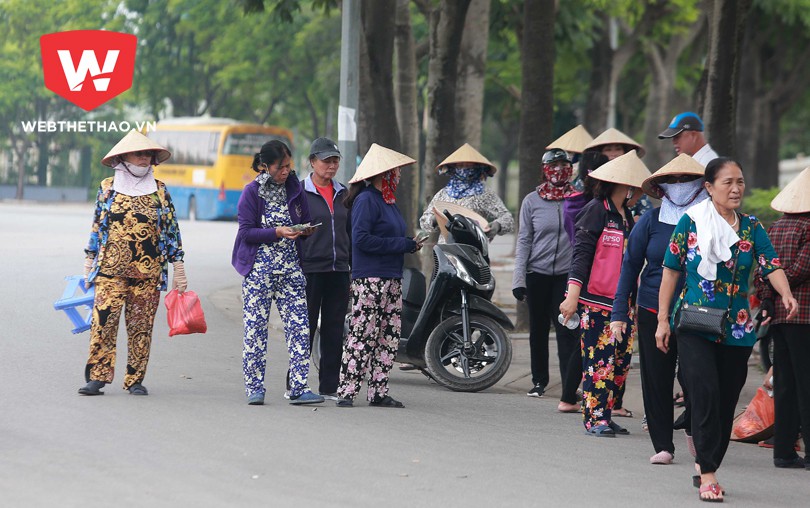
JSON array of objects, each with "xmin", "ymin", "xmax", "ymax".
[{"xmin": 309, "ymin": 137, "xmax": 341, "ymax": 160}]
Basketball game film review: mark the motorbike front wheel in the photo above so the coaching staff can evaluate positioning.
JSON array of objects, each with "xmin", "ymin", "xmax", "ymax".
[{"xmin": 424, "ymin": 314, "xmax": 512, "ymax": 392}]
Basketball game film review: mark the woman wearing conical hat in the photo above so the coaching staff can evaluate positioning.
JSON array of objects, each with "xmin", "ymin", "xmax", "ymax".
[
  {"xmin": 585, "ymin": 127, "xmax": 653, "ymax": 219},
  {"xmin": 78, "ymin": 130, "xmax": 187, "ymax": 397},
  {"xmin": 418, "ymin": 143, "xmax": 513, "ymax": 242},
  {"xmin": 558, "ymin": 151, "xmax": 652, "ymax": 436},
  {"xmin": 607, "ymin": 154, "xmax": 709, "ymax": 464},
  {"xmin": 335, "ymin": 144, "xmax": 423, "ymax": 408},
  {"xmin": 754, "ymin": 167, "xmax": 810, "ymax": 471}
]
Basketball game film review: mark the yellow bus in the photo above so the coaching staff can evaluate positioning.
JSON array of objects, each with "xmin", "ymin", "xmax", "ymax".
[{"xmin": 147, "ymin": 118, "xmax": 294, "ymax": 220}]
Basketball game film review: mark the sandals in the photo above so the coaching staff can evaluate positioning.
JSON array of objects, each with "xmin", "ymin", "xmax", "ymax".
[
  {"xmin": 128, "ymin": 383, "xmax": 148, "ymax": 396},
  {"xmin": 612, "ymin": 407, "xmax": 634, "ymax": 418},
  {"xmin": 608, "ymin": 420, "xmax": 630, "ymax": 435},
  {"xmin": 557, "ymin": 401, "xmax": 581, "ymax": 413},
  {"xmin": 369, "ymin": 395, "xmax": 404, "ymax": 408},
  {"xmin": 674, "ymin": 392, "xmax": 686, "ymax": 407},
  {"xmin": 78, "ymin": 380, "xmax": 106, "ymax": 396},
  {"xmin": 699, "ymin": 483, "xmax": 724, "ymax": 503},
  {"xmin": 585, "ymin": 424, "xmax": 615, "ymax": 438}
]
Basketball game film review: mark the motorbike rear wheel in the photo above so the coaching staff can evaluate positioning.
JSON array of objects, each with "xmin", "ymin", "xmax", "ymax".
[{"xmin": 424, "ymin": 314, "xmax": 512, "ymax": 392}]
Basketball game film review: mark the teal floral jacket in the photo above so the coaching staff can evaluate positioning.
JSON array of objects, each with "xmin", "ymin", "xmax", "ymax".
[
  {"xmin": 84, "ymin": 177, "xmax": 184, "ymax": 290},
  {"xmin": 663, "ymin": 213, "xmax": 780, "ymax": 347}
]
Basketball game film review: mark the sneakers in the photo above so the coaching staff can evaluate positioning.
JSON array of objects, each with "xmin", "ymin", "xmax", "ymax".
[
  {"xmin": 650, "ymin": 450, "xmax": 674, "ymax": 465},
  {"xmin": 247, "ymin": 392, "xmax": 265, "ymax": 405},
  {"xmin": 527, "ymin": 384, "xmax": 546, "ymax": 397},
  {"xmin": 774, "ymin": 456, "xmax": 805, "ymax": 469},
  {"xmin": 78, "ymin": 380, "xmax": 106, "ymax": 396},
  {"xmin": 319, "ymin": 392, "xmax": 339, "ymax": 401},
  {"xmin": 289, "ymin": 391, "xmax": 324, "ymax": 405}
]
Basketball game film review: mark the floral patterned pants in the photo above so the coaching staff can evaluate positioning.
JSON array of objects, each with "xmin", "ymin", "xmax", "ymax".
[
  {"xmin": 85, "ymin": 275, "xmax": 160, "ymax": 389},
  {"xmin": 242, "ymin": 262, "xmax": 311, "ymax": 398},
  {"xmin": 337, "ymin": 277, "xmax": 402, "ymax": 402},
  {"xmin": 580, "ymin": 305, "xmax": 635, "ymax": 430}
]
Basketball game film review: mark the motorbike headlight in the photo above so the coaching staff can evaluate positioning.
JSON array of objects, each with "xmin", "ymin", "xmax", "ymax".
[{"xmin": 445, "ymin": 253, "xmax": 476, "ymax": 286}]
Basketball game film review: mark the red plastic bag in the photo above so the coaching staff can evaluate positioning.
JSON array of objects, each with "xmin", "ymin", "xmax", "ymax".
[
  {"xmin": 165, "ymin": 289, "xmax": 207, "ymax": 337},
  {"xmin": 731, "ymin": 387, "xmax": 775, "ymax": 442}
]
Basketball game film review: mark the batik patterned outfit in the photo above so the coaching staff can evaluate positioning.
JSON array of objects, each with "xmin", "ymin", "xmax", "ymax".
[
  {"xmin": 337, "ymin": 186, "xmax": 416, "ymax": 402},
  {"xmin": 84, "ymin": 177, "xmax": 183, "ymax": 389},
  {"xmin": 664, "ymin": 212, "xmax": 780, "ymax": 474},
  {"xmin": 234, "ymin": 174, "xmax": 313, "ymax": 399},
  {"xmin": 568, "ymin": 198, "xmax": 635, "ymax": 430}
]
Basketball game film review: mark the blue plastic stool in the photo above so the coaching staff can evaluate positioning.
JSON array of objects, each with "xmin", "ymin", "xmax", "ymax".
[{"xmin": 54, "ymin": 275, "xmax": 95, "ymax": 334}]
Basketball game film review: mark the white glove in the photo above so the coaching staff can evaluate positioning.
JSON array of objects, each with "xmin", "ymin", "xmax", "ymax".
[
  {"xmin": 83, "ymin": 257, "xmax": 94, "ymax": 288},
  {"xmin": 172, "ymin": 261, "xmax": 187, "ymax": 293}
]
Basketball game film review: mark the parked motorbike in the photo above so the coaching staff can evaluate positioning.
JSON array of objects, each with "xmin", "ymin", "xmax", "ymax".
[{"xmin": 312, "ymin": 210, "xmax": 513, "ymax": 392}]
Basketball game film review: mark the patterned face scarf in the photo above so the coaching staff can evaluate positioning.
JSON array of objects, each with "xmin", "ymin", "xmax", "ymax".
[
  {"xmin": 256, "ymin": 172, "xmax": 287, "ymax": 204},
  {"xmin": 445, "ymin": 166, "xmax": 486, "ymax": 199},
  {"xmin": 537, "ymin": 163, "xmax": 574, "ymax": 201},
  {"xmin": 658, "ymin": 178, "xmax": 708, "ymax": 225},
  {"xmin": 381, "ymin": 170, "xmax": 399, "ymax": 204}
]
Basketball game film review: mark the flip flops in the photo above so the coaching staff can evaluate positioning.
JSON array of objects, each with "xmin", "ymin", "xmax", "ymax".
[
  {"xmin": 612, "ymin": 408, "xmax": 634, "ymax": 418},
  {"xmin": 698, "ymin": 483, "xmax": 724, "ymax": 503}
]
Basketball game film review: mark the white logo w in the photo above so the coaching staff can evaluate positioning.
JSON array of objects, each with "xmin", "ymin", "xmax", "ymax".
[{"xmin": 56, "ymin": 50, "xmax": 120, "ymax": 92}]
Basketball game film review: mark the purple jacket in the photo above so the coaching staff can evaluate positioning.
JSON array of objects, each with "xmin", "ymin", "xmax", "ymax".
[{"xmin": 231, "ymin": 173, "xmax": 311, "ymax": 277}]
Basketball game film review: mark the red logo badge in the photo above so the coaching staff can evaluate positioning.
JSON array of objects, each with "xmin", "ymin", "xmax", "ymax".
[{"xmin": 40, "ymin": 30, "xmax": 137, "ymax": 111}]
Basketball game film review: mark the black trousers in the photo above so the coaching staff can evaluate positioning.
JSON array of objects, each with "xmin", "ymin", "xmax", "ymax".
[
  {"xmin": 637, "ymin": 308, "xmax": 691, "ymax": 454},
  {"xmin": 526, "ymin": 272, "xmax": 581, "ymax": 402},
  {"xmin": 771, "ymin": 323, "xmax": 810, "ymax": 460},
  {"xmin": 305, "ymin": 271, "xmax": 351, "ymax": 394},
  {"xmin": 678, "ymin": 332, "xmax": 752, "ymax": 474}
]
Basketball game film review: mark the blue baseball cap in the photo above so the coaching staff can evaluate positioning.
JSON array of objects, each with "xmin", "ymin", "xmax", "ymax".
[{"xmin": 658, "ymin": 112, "xmax": 704, "ymax": 139}]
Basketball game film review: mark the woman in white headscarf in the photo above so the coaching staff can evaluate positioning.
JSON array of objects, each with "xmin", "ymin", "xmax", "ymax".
[
  {"xmin": 609, "ymin": 154, "xmax": 708, "ymax": 465},
  {"xmin": 656, "ymin": 157, "xmax": 798, "ymax": 502},
  {"xmin": 78, "ymin": 130, "xmax": 186, "ymax": 397}
]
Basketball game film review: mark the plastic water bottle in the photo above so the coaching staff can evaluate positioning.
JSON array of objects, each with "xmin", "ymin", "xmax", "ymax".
[{"xmin": 558, "ymin": 313, "xmax": 580, "ymax": 330}]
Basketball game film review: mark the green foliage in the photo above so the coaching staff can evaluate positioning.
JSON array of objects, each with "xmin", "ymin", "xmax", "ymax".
[{"xmin": 744, "ymin": 187, "xmax": 782, "ymax": 229}]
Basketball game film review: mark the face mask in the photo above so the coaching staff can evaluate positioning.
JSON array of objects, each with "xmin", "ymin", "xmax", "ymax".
[
  {"xmin": 125, "ymin": 164, "xmax": 150, "ymax": 178},
  {"xmin": 542, "ymin": 163, "xmax": 573, "ymax": 187},
  {"xmin": 659, "ymin": 178, "xmax": 705, "ymax": 206}
]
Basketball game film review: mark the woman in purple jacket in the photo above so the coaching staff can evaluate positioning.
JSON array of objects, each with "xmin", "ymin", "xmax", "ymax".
[{"xmin": 231, "ymin": 140, "xmax": 323, "ymax": 406}]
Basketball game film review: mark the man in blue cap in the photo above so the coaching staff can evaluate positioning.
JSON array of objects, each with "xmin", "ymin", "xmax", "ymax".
[{"xmin": 658, "ymin": 112, "xmax": 718, "ymax": 167}]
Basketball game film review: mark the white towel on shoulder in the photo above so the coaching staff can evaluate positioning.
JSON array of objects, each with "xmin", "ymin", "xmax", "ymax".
[{"xmin": 685, "ymin": 199, "xmax": 740, "ymax": 281}]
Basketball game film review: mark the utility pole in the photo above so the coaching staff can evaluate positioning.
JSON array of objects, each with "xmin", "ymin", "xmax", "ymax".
[{"xmin": 337, "ymin": 0, "xmax": 360, "ymax": 184}]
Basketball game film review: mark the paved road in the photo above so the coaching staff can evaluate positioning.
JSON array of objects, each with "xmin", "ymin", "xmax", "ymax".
[{"xmin": 1, "ymin": 202, "xmax": 805, "ymax": 507}]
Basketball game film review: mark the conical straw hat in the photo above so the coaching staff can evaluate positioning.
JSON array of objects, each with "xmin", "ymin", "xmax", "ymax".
[
  {"xmin": 584, "ymin": 127, "xmax": 646, "ymax": 158},
  {"xmin": 546, "ymin": 124, "xmax": 594, "ymax": 154},
  {"xmin": 588, "ymin": 150, "xmax": 652, "ymax": 190},
  {"xmin": 771, "ymin": 167, "xmax": 810, "ymax": 214},
  {"xmin": 348, "ymin": 143, "xmax": 416, "ymax": 184},
  {"xmin": 101, "ymin": 130, "xmax": 171, "ymax": 167},
  {"xmin": 642, "ymin": 154, "xmax": 706, "ymax": 198},
  {"xmin": 437, "ymin": 143, "xmax": 496, "ymax": 176}
]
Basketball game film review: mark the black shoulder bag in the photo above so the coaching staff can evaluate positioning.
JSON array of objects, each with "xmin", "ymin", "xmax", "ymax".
[{"xmin": 675, "ymin": 246, "xmax": 740, "ymax": 340}]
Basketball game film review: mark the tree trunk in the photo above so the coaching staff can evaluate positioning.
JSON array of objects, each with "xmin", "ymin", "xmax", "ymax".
[
  {"xmin": 516, "ymin": 0, "xmax": 555, "ymax": 330},
  {"xmin": 358, "ymin": 0, "xmax": 401, "ymax": 153},
  {"xmin": 455, "ymin": 0, "xmax": 489, "ymax": 148},
  {"xmin": 394, "ymin": 0, "xmax": 420, "ymax": 237},
  {"xmin": 702, "ymin": 0, "xmax": 753, "ymax": 157},
  {"xmin": 641, "ymin": 15, "xmax": 706, "ymax": 171},
  {"xmin": 584, "ymin": 20, "xmax": 611, "ymax": 135},
  {"xmin": 422, "ymin": 0, "xmax": 472, "ymax": 201}
]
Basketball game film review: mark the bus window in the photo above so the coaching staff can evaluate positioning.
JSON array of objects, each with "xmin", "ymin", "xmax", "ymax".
[
  {"xmin": 151, "ymin": 131, "xmax": 220, "ymax": 166},
  {"xmin": 223, "ymin": 133, "xmax": 291, "ymax": 156}
]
